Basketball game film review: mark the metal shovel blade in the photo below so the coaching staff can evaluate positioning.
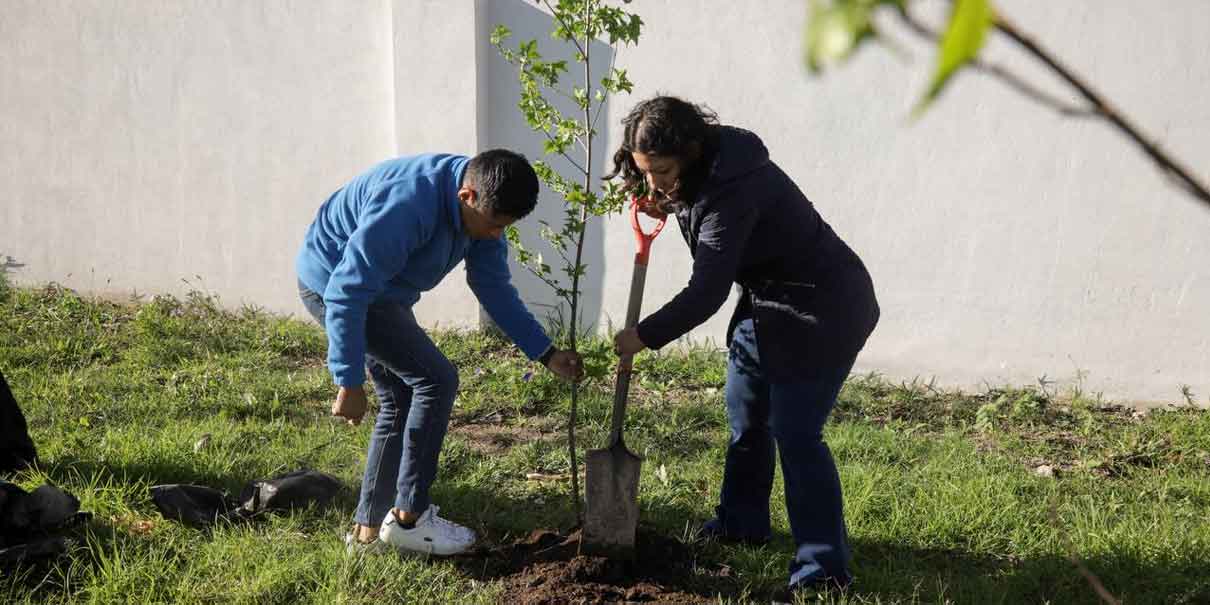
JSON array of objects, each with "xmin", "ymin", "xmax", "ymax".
[
  {"xmin": 582, "ymin": 439, "xmax": 641, "ymax": 557},
  {"xmin": 581, "ymin": 204, "xmax": 664, "ymax": 558}
]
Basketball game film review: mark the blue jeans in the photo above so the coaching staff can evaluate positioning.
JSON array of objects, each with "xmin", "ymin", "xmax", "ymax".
[
  {"xmin": 717, "ymin": 317, "xmax": 854, "ymax": 584},
  {"xmin": 299, "ymin": 282, "xmax": 458, "ymax": 526}
]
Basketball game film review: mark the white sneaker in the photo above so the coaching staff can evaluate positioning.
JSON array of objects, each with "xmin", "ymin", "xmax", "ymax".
[{"xmin": 379, "ymin": 505, "xmax": 476, "ymax": 556}]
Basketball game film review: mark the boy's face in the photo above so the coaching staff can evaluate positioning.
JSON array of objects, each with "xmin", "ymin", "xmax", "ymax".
[{"xmin": 458, "ymin": 187, "xmax": 518, "ymax": 240}]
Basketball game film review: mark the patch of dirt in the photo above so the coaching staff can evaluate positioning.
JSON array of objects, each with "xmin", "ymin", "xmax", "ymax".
[
  {"xmin": 462, "ymin": 528, "xmax": 739, "ymax": 605},
  {"xmin": 450, "ymin": 413, "xmax": 556, "ymax": 454}
]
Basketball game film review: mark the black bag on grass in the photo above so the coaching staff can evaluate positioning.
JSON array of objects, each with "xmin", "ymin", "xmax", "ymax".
[
  {"xmin": 238, "ymin": 470, "xmax": 343, "ymax": 515},
  {"xmin": 0, "ymin": 481, "xmax": 86, "ymax": 565},
  {"xmin": 149, "ymin": 484, "xmax": 237, "ymax": 528},
  {"xmin": 0, "ymin": 370, "xmax": 38, "ymax": 473},
  {"xmin": 151, "ymin": 470, "xmax": 343, "ymax": 527}
]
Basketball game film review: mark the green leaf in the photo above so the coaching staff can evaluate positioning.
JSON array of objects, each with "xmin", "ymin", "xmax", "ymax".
[
  {"xmin": 805, "ymin": 0, "xmax": 869, "ymax": 73},
  {"xmin": 490, "ymin": 25, "xmax": 511, "ymax": 47},
  {"xmin": 917, "ymin": 0, "xmax": 994, "ymax": 113},
  {"xmin": 612, "ymin": 68, "xmax": 633, "ymax": 93},
  {"xmin": 804, "ymin": 0, "xmax": 906, "ymax": 73}
]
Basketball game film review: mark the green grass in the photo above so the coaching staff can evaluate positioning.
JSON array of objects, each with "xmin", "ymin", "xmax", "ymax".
[{"xmin": 1, "ymin": 277, "xmax": 1208, "ymax": 604}]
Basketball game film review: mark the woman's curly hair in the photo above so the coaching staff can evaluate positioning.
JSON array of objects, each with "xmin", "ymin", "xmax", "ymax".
[{"xmin": 606, "ymin": 95, "xmax": 719, "ymax": 208}]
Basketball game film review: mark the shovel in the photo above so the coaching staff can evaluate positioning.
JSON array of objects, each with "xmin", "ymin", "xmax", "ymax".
[{"xmin": 582, "ymin": 199, "xmax": 666, "ymax": 558}]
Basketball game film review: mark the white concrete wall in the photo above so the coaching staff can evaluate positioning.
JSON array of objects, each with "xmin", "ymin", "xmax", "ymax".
[
  {"xmin": 2, "ymin": 0, "xmax": 1208, "ymax": 404},
  {"xmin": 1, "ymin": 0, "xmax": 396, "ymax": 308},
  {"xmin": 392, "ymin": 0, "xmax": 482, "ymax": 327},
  {"xmin": 526, "ymin": 0, "xmax": 1210, "ymax": 404},
  {"xmin": 476, "ymin": 0, "xmax": 618, "ymax": 335}
]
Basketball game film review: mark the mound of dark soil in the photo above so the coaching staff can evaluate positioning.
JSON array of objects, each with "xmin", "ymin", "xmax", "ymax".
[{"xmin": 465, "ymin": 527, "xmax": 739, "ymax": 604}]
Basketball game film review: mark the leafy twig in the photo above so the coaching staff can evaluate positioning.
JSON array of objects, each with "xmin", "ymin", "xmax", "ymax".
[
  {"xmin": 540, "ymin": 0, "xmax": 587, "ymax": 58},
  {"xmin": 894, "ymin": 7, "xmax": 1095, "ymax": 118},
  {"xmin": 590, "ymin": 51, "xmax": 619, "ymax": 134},
  {"xmin": 893, "ymin": 2, "xmax": 1210, "ymax": 208},
  {"xmin": 493, "ymin": 0, "xmax": 641, "ymax": 527},
  {"xmin": 993, "ymin": 12, "xmax": 1210, "ymax": 208}
]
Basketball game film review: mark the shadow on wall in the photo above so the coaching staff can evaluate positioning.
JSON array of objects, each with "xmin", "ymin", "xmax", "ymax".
[
  {"xmin": 476, "ymin": 0, "xmax": 615, "ymax": 336},
  {"xmin": 1, "ymin": 255, "xmax": 24, "ymax": 276}
]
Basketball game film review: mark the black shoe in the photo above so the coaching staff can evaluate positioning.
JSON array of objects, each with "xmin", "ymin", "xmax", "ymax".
[{"xmin": 695, "ymin": 518, "xmax": 770, "ymax": 546}]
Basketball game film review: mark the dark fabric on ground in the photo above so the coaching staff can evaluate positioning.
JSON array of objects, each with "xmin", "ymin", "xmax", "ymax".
[
  {"xmin": 0, "ymin": 370, "xmax": 38, "ymax": 473},
  {"xmin": 238, "ymin": 469, "xmax": 343, "ymax": 515},
  {"xmin": 150, "ymin": 484, "xmax": 237, "ymax": 528},
  {"xmin": 151, "ymin": 470, "xmax": 344, "ymax": 528},
  {"xmin": 0, "ymin": 481, "xmax": 86, "ymax": 566}
]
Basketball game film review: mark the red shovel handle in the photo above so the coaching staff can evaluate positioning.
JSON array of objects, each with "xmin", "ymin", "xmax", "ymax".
[
  {"xmin": 608, "ymin": 197, "xmax": 666, "ymax": 444},
  {"xmin": 630, "ymin": 197, "xmax": 666, "ymax": 266}
]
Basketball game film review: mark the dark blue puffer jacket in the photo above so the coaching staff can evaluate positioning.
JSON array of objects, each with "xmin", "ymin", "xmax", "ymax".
[{"xmin": 635, "ymin": 126, "xmax": 879, "ymax": 379}]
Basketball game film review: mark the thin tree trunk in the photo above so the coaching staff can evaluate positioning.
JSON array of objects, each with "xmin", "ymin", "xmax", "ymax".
[{"xmin": 564, "ymin": 1, "xmax": 595, "ymax": 527}]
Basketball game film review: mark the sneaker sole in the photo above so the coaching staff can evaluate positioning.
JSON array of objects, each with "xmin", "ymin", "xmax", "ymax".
[
  {"xmin": 384, "ymin": 538, "xmax": 474, "ymax": 558},
  {"xmin": 344, "ymin": 534, "xmax": 392, "ymax": 557}
]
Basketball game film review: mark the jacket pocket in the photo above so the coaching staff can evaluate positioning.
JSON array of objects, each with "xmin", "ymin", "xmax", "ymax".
[
  {"xmin": 750, "ymin": 281, "xmax": 819, "ymax": 335},
  {"xmin": 748, "ymin": 281, "xmax": 823, "ymax": 378}
]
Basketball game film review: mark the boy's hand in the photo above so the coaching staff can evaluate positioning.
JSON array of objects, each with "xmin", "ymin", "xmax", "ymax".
[
  {"xmin": 545, "ymin": 350, "xmax": 584, "ymax": 382},
  {"xmin": 333, "ymin": 385, "xmax": 368, "ymax": 425}
]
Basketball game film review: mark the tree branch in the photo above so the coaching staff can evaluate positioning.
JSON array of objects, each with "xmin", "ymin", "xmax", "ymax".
[
  {"xmin": 591, "ymin": 49, "xmax": 619, "ymax": 135},
  {"xmin": 994, "ymin": 12, "xmax": 1210, "ymax": 208},
  {"xmin": 895, "ymin": 8, "xmax": 1096, "ymax": 118},
  {"xmin": 540, "ymin": 0, "xmax": 587, "ymax": 58},
  {"xmin": 553, "ymin": 238, "xmax": 575, "ymax": 269},
  {"xmin": 894, "ymin": 4, "xmax": 1210, "ymax": 208},
  {"xmin": 518, "ymin": 259, "xmax": 566, "ymax": 295},
  {"xmin": 548, "ymin": 85, "xmax": 582, "ymax": 106},
  {"xmin": 546, "ymin": 136, "xmax": 588, "ymax": 176}
]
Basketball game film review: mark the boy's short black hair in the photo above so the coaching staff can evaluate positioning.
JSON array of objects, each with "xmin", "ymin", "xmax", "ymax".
[{"xmin": 464, "ymin": 149, "xmax": 540, "ymax": 219}]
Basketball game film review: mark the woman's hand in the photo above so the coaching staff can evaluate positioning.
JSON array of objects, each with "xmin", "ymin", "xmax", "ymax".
[
  {"xmin": 634, "ymin": 196, "xmax": 668, "ymax": 219},
  {"xmin": 613, "ymin": 327, "xmax": 648, "ymax": 356}
]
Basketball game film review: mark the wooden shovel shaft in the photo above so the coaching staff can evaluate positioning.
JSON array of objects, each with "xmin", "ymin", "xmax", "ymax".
[{"xmin": 609, "ymin": 259, "xmax": 647, "ymax": 443}]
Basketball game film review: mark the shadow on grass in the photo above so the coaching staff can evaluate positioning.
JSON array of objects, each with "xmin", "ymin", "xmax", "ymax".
[
  {"xmin": 10, "ymin": 459, "xmax": 1207, "ymax": 605},
  {"xmin": 41, "ymin": 455, "xmax": 251, "ymax": 497},
  {"xmin": 435, "ymin": 480, "xmax": 1208, "ymax": 604},
  {"xmin": 846, "ymin": 538, "xmax": 1210, "ymax": 605},
  {"xmin": 5, "ymin": 462, "xmax": 356, "ymax": 601}
]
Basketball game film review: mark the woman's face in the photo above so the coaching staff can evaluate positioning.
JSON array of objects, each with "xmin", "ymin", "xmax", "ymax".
[{"xmin": 631, "ymin": 152, "xmax": 682, "ymax": 203}]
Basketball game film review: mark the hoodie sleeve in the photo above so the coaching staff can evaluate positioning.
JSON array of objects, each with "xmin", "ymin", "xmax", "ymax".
[
  {"xmin": 465, "ymin": 237, "xmax": 553, "ymax": 360},
  {"xmin": 322, "ymin": 187, "xmax": 435, "ymax": 387},
  {"xmin": 636, "ymin": 198, "xmax": 759, "ymax": 349}
]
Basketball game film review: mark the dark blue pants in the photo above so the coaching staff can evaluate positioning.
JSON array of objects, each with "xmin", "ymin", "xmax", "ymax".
[
  {"xmin": 299, "ymin": 283, "xmax": 458, "ymax": 526},
  {"xmin": 717, "ymin": 317, "xmax": 854, "ymax": 585}
]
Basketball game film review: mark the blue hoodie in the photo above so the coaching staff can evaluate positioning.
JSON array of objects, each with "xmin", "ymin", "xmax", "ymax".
[{"xmin": 296, "ymin": 154, "xmax": 552, "ymax": 387}]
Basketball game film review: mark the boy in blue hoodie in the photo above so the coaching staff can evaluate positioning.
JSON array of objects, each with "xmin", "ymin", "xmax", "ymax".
[{"xmin": 297, "ymin": 149, "xmax": 582, "ymax": 556}]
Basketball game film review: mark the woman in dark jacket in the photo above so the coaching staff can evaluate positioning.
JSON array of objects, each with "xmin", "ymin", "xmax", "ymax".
[{"xmin": 610, "ymin": 96, "xmax": 879, "ymax": 592}]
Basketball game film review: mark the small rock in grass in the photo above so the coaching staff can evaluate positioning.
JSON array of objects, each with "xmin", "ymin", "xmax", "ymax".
[
  {"xmin": 1034, "ymin": 464, "xmax": 1056, "ymax": 478},
  {"xmin": 193, "ymin": 434, "xmax": 211, "ymax": 453}
]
